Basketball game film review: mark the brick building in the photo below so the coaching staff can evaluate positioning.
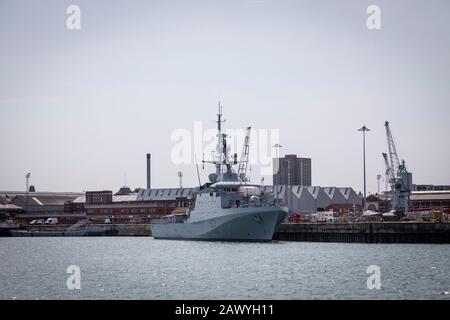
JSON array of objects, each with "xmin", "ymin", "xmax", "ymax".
[{"xmin": 67, "ymin": 188, "xmax": 195, "ymax": 224}]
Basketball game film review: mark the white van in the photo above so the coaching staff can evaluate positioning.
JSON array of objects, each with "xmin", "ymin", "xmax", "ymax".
[{"xmin": 44, "ymin": 218, "xmax": 59, "ymax": 225}]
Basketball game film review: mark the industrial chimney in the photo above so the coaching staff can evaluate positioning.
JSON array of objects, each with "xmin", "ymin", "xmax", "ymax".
[{"xmin": 146, "ymin": 153, "xmax": 151, "ymax": 189}]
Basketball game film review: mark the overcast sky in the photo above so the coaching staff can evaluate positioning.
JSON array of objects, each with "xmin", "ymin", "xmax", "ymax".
[{"xmin": 1, "ymin": 0, "xmax": 449, "ymax": 194}]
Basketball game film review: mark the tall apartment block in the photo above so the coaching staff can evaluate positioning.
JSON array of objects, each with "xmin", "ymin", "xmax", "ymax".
[{"xmin": 273, "ymin": 154, "xmax": 312, "ymax": 186}]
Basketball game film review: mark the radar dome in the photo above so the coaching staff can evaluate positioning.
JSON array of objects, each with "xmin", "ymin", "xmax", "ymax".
[{"xmin": 208, "ymin": 173, "xmax": 218, "ymax": 183}]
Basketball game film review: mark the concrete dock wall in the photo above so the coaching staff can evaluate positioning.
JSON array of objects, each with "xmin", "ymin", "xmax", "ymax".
[
  {"xmin": 108, "ymin": 224, "xmax": 152, "ymax": 236},
  {"xmin": 8, "ymin": 224, "xmax": 153, "ymax": 237},
  {"xmin": 5, "ymin": 222, "xmax": 450, "ymax": 242},
  {"xmin": 274, "ymin": 222, "xmax": 450, "ymax": 243}
]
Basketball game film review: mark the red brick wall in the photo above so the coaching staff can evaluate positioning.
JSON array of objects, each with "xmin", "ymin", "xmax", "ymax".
[{"xmin": 86, "ymin": 191, "xmax": 113, "ymax": 205}]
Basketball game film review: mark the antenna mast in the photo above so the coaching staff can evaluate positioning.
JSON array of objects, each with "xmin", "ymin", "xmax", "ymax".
[
  {"xmin": 202, "ymin": 103, "xmax": 241, "ymax": 183},
  {"xmin": 194, "ymin": 154, "xmax": 203, "ymax": 189},
  {"xmin": 216, "ymin": 101, "xmax": 226, "ymax": 175}
]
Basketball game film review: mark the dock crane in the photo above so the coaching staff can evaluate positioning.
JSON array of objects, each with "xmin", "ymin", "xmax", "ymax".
[
  {"xmin": 382, "ymin": 152, "xmax": 396, "ymax": 191},
  {"xmin": 237, "ymin": 126, "xmax": 251, "ymax": 182},
  {"xmin": 382, "ymin": 121, "xmax": 413, "ymax": 215}
]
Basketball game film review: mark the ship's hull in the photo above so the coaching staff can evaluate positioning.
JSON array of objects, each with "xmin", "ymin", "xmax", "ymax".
[{"xmin": 151, "ymin": 207, "xmax": 287, "ymax": 241}]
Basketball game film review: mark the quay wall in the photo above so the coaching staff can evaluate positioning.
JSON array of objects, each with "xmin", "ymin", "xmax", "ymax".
[
  {"xmin": 4, "ymin": 224, "xmax": 153, "ymax": 237},
  {"xmin": 274, "ymin": 222, "xmax": 450, "ymax": 243},
  {"xmin": 108, "ymin": 224, "xmax": 152, "ymax": 236},
  {"xmin": 4, "ymin": 222, "xmax": 450, "ymax": 242}
]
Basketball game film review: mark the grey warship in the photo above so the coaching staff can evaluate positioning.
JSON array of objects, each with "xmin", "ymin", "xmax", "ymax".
[{"xmin": 151, "ymin": 106, "xmax": 288, "ymax": 241}]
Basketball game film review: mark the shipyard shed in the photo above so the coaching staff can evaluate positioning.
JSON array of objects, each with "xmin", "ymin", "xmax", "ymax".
[
  {"xmin": 260, "ymin": 185, "xmax": 362, "ymax": 214},
  {"xmin": 287, "ymin": 186, "xmax": 317, "ymax": 213},
  {"xmin": 363, "ymin": 191, "xmax": 450, "ymax": 213},
  {"xmin": 8, "ymin": 192, "xmax": 82, "ymax": 213},
  {"xmin": 323, "ymin": 187, "xmax": 347, "ymax": 204},
  {"xmin": 136, "ymin": 188, "xmax": 196, "ymax": 201},
  {"xmin": 411, "ymin": 191, "xmax": 450, "ymax": 212}
]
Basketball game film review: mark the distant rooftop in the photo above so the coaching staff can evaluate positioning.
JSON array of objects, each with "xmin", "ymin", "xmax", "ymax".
[
  {"xmin": 411, "ymin": 192, "xmax": 450, "ymax": 201},
  {"xmin": 0, "ymin": 191, "xmax": 84, "ymax": 196},
  {"xmin": 114, "ymin": 186, "xmax": 133, "ymax": 196},
  {"xmin": 280, "ymin": 154, "xmax": 311, "ymax": 159}
]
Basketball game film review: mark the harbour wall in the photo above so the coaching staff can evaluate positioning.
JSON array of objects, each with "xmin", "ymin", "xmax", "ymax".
[
  {"xmin": 4, "ymin": 224, "xmax": 153, "ymax": 237},
  {"xmin": 4, "ymin": 222, "xmax": 450, "ymax": 242},
  {"xmin": 108, "ymin": 224, "xmax": 152, "ymax": 236},
  {"xmin": 274, "ymin": 222, "xmax": 450, "ymax": 244}
]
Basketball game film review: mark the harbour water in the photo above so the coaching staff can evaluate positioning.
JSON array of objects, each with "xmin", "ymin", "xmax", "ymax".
[{"xmin": 0, "ymin": 238, "xmax": 449, "ymax": 300}]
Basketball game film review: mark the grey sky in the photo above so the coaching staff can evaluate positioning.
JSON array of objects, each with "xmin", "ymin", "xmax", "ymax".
[{"xmin": 1, "ymin": 0, "xmax": 449, "ymax": 194}]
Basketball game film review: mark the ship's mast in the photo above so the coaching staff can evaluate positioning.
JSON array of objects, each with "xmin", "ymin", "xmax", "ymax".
[
  {"xmin": 203, "ymin": 103, "xmax": 240, "ymax": 181},
  {"xmin": 216, "ymin": 102, "xmax": 225, "ymax": 175}
]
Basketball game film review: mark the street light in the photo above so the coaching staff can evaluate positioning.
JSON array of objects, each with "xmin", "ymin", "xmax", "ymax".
[
  {"xmin": 376, "ymin": 174, "xmax": 382, "ymax": 194},
  {"xmin": 25, "ymin": 172, "xmax": 30, "ymax": 212},
  {"xmin": 358, "ymin": 126, "xmax": 370, "ymax": 211},
  {"xmin": 272, "ymin": 143, "xmax": 283, "ymax": 204},
  {"xmin": 178, "ymin": 171, "xmax": 183, "ymax": 189}
]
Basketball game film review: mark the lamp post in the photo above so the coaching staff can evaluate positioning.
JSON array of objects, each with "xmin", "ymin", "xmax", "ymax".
[
  {"xmin": 25, "ymin": 172, "xmax": 30, "ymax": 212},
  {"xmin": 358, "ymin": 126, "xmax": 370, "ymax": 211},
  {"xmin": 272, "ymin": 143, "xmax": 282, "ymax": 204},
  {"xmin": 376, "ymin": 174, "xmax": 381, "ymax": 194},
  {"xmin": 178, "ymin": 171, "xmax": 183, "ymax": 189}
]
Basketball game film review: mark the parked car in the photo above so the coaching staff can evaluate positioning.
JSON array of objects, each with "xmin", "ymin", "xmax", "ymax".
[
  {"xmin": 104, "ymin": 218, "xmax": 112, "ymax": 224},
  {"xmin": 29, "ymin": 220, "xmax": 37, "ymax": 225},
  {"xmin": 44, "ymin": 218, "xmax": 58, "ymax": 225}
]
